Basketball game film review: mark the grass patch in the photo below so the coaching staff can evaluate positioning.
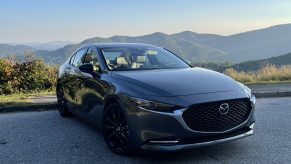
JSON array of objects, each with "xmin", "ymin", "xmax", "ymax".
[
  {"xmin": 0, "ymin": 91, "xmax": 55, "ymax": 106},
  {"xmin": 224, "ymin": 64, "xmax": 291, "ymax": 84}
]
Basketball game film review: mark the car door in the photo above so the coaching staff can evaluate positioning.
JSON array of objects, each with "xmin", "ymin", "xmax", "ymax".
[
  {"xmin": 65, "ymin": 48, "xmax": 88, "ymax": 109},
  {"xmin": 77, "ymin": 48, "xmax": 110, "ymax": 126}
]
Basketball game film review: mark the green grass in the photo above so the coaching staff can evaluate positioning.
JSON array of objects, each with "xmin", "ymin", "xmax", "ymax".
[{"xmin": 0, "ymin": 91, "xmax": 55, "ymax": 106}]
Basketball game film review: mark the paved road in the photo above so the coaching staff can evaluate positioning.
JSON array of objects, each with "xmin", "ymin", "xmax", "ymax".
[
  {"xmin": 0, "ymin": 97, "xmax": 291, "ymax": 164},
  {"xmin": 247, "ymin": 83, "xmax": 291, "ymax": 93}
]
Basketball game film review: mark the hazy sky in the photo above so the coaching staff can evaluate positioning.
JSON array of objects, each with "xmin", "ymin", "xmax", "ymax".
[{"xmin": 0, "ymin": 0, "xmax": 291, "ymax": 42}]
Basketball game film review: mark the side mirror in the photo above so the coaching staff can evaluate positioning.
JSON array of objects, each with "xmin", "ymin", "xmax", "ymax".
[{"xmin": 79, "ymin": 63, "xmax": 94, "ymax": 74}]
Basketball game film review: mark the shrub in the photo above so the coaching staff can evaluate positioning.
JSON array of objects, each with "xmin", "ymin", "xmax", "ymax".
[
  {"xmin": 0, "ymin": 57, "xmax": 16, "ymax": 94},
  {"xmin": 0, "ymin": 55, "xmax": 58, "ymax": 95}
]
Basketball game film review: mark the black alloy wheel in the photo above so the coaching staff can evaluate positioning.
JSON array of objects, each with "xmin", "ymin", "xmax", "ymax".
[
  {"xmin": 57, "ymin": 88, "xmax": 71, "ymax": 117},
  {"xmin": 103, "ymin": 103, "xmax": 132, "ymax": 155}
]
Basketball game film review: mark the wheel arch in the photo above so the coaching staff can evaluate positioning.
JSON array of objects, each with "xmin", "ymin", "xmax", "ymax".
[{"xmin": 103, "ymin": 95, "xmax": 122, "ymax": 111}]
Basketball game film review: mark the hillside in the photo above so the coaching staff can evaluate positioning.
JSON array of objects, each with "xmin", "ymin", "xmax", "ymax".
[
  {"xmin": 203, "ymin": 24, "xmax": 291, "ymax": 62},
  {"xmin": 172, "ymin": 31, "xmax": 225, "ymax": 42},
  {"xmin": 36, "ymin": 44, "xmax": 81, "ymax": 64},
  {"xmin": 232, "ymin": 52, "xmax": 291, "ymax": 71},
  {"xmin": 34, "ymin": 32, "xmax": 227, "ymax": 64},
  {"xmin": 80, "ymin": 32, "xmax": 227, "ymax": 63},
  {"xmin": 0, "ymin": 44, "xmax": 35, "ymax": 57},
  {"xmin": 33, "ymin": 23, "xmax": 291, "ymax": 64}
]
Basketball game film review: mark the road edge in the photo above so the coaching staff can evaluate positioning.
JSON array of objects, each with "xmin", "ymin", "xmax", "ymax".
[
  {"xmin": 0, "ymin": 91, "xmax": 290, "ymax": 113},
  {"xmin": 253, "ymin": 91, "xmax": 291, "ymax": 98},
  {"xmin": 0, "ymin": 103, "xmax": 58, "ymax": 113}
]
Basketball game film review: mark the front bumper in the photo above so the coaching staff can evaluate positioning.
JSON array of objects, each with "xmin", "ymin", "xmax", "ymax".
[
  {"xmin": 122, "ymin": 93, "xmax": 256, "ymax": 151},
  {"xmin": 141, "ymin": 123, "xmax": 254, "ymax": 151}
]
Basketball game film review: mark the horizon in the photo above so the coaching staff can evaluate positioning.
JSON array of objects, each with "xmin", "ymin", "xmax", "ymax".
[{"xmin": 1, "ymin": 0, "xmax": 291, "ymax": 42}]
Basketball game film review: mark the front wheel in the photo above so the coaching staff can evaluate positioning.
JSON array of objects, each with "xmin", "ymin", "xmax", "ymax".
[{"xmin": 102, "ymin": 103, "xmax": 133, "ymax": 155}]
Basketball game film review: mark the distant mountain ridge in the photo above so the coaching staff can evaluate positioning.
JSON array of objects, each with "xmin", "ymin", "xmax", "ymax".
[
  {"xmin": 36, "ymin": 44, "xmax": 81, "ymax": 64},
  {"xmin": 80, "ymin": 32, "xmax": 227, "ymax": 63},
  {"xmin": 172, "ymin": 31, "xmax": 225, "ymax": 42},
  {"xmin": 6, "ymin": 41, "xmax": 76, "ymax": 51},
  {"xmin": 232, "ymin": 52, "xmax": 291, "ymax": 71},
  {"xmin": 203, "ymin": 24, "xmax": 291, "ymax": 62},
  {"xmin": 1, "ymin": 23, "xmax": 291, "ymax": 65},
  {"xmin": 0, "ymin": 44, "xmax": 35, "ymax": 57}
]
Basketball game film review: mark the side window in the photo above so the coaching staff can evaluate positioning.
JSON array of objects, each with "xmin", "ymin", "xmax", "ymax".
[
  {"xmin": 84, "ymin": 48, "xmax": 100, "ymax": 72},
  {"xmin": 72, "ymin": 49, "xmax": 87, "ymax": 67}
]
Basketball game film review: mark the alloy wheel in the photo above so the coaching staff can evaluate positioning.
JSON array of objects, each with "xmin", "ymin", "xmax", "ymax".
[
  {"xmin": 57, "ymin": 88, "xmax": 70, "ymax": 117},
  {"xmin": 103, "ymin": 104, "xmax": 130, "ymax": 154}
]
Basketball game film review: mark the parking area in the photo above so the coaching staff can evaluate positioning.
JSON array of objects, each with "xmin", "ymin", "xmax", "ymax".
[{"xmin": 0, "ymin": 97, "xmax": 291, "ymax": 163}]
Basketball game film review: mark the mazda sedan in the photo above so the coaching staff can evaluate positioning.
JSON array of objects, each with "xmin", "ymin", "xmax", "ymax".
[{"xmin": 57, "ymin": 43, "xmax": 255, "ymax": 155}]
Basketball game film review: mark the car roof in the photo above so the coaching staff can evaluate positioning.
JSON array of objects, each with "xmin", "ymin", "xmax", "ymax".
[{"xmin": 83, "ymin": 43, "xmax": 160, "ymax": 49}]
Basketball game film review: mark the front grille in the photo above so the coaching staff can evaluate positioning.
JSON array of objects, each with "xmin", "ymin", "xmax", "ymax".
[{"xmin": 182, "ymin": 99, "xmax": 252, "ymax": 132}]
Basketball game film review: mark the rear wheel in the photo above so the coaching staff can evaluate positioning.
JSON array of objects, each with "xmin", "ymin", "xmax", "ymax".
[
  {"xmin": 102, "ymin": 103, "xmax": 132, "ymax": 155},
  {"xmin": 57, "ymin": 88, "xmax": 71, "ymax": 117}
]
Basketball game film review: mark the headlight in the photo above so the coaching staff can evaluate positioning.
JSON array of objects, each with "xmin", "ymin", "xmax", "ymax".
[
  {"xmin": 129, "ymin": 97, "xmax": 179, "ymax": 112},
  {"xmin": 238, "ymin": 82, "xmax": 252, "ymax": 98},
  {"xmin": 244, "ymin": 85, "xmax": 252, "ymax": 97},
  {"xmin": 245, "ymin": 85, "xmax": 256, "ymax": 104}
]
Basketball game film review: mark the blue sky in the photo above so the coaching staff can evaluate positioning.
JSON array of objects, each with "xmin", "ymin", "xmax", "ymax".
[{"xmin": 0, "ymin": 0, "xmax": 291, "ymax": 42}]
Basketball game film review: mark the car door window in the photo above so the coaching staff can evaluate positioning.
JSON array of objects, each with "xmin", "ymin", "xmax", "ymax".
[
  {"xmin": 84, "ymin": 48, "xmax": 100, "ymax": 72},
  {"xmin": 72, "ymin": 49, "xmax": 87, "ymax": 67}
]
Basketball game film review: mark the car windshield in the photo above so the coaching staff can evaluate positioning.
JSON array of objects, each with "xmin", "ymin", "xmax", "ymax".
[{"xmin": 101, "ymin": 47, "xmax": 190, "ymax": 71}]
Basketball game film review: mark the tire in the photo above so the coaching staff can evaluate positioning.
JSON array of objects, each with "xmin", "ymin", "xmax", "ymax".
[
  {"xmin": 57, "ymin": 88, "xmax": 71, "ymax": 117},
  {"xmin": 102, "ymin": 103, "xmax": 133, "ymax": 155}
]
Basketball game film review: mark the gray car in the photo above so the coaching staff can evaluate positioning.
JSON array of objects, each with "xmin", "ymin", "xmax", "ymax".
[{"xmin": 57, "ymin": 43, "xmax": 255, "ymax": 155}]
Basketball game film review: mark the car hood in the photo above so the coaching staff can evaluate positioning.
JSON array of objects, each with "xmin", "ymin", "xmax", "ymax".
[{"xmin": 111, "ymin": 68, "xmax": 243, "ymax": 96}]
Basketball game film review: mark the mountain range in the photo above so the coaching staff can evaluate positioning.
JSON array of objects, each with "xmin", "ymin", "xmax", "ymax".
[
  {"xmin": 232, "ymin": 51, "xmax": 291, "ymax": 71},
  {"xmin": 1, "ymin": 23, "xmax": 291, "ymax": 66},
  {"xmin": 0, "ymin": 44, "xmax": 36, "ymax": 57}
]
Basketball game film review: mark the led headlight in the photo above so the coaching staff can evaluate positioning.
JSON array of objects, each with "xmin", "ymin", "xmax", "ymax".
[
  {"xmin": 129, "ymin": 97, "xmax": 179, "ymax": 112},
  {"xmin": 238, "ymin": 82, "xmax": 256, "ymax": 104},
  {"xmin": 238, "ymin": 82, "xmax": 252, "ymax": 97},
  {"xmin": 244, "ymin": 85, "xmax": 252, "ymax": 98}
]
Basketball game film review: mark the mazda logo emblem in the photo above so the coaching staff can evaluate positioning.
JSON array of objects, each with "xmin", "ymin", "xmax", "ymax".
[{"xmin": 219, "ymin": 103, "xmax": 229, "ymax": 114}]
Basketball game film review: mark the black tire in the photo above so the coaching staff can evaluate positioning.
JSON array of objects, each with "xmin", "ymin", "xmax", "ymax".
[
  {"xmin": 102, "ymin": 103, "xmax": 133, "ymax": 155},
  {"xmin": 57, "ymin": 88, "xmax": 71, "ymax": 117}
]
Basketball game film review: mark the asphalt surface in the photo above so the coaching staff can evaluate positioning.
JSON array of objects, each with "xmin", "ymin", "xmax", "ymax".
[
  {"xmin": 0, "ymin": 97, "xmax": 291, "ymax": 164},
  {"xmin": 247, "ymin": 83, "xmax": 291, "ymax": 93}
]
